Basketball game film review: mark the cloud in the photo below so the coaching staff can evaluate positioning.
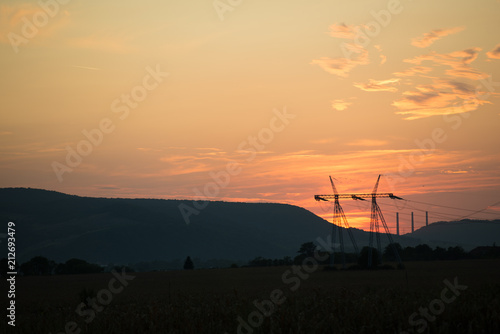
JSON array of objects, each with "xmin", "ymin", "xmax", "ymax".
[
  {"xmin": 374, "ymin": 45, "xmax": 386, "ymax": 65},
  {"xmin": 68, "ymin": 35, "xmax": 136, "ymax": 54},
  {"xmin": 404, "ymin": 48, "xmax": 487, "ymax": 80},
  {"xmin": 441, "ymin": 170, "xmax": 468, "ymax": 174},
  {"xmin": 331, "ymin": 99, "xmax": 352, "ymax": 111},
  {"xmin": 309, "ymin": 138, "xmax": 336, "ymax": 145},
  {"xmin": 444, "ymin": 68, "xmax": 488, "ymax": 80},
  {"xmin": 393, "ymin": 66, "xmax": 433, "ymax": 77},
  {"xmin": 328, "ymin": 23, "xmax": 358, "ymax": 39},
  {"xmin": 311, "ymin": 44, "xmax": 369, "ymax": 77},
  {"xmin": 348, "ymin": 139, "xmax": 388, "ymax": 147},
  {"xmin": 392, "ymin": 78, "xmax": 490, "ymax": 120},
  {"xmin": 395, "ymin": 99, "xmax": 487, "ymax": 120},
  {"xmin": 69, "ymin": 65, "xmax": 102, "ymax": 71},
  {"xmin": 0, "ymin": 3, "xmax": 70, "ymax": 46},
  {"xmin": 0, "ymin": 4, "xmax": 39, "ymax": 43},
  {"xmin": 313, "ymin": 23, "xmax": 373, "ymax": 78},
  {"xmin": 411, "ymin": 27, "xmax": 465, "ymax": 48},
  {"xmin": 353, "ymin": 78, "xmax": 400, "ymax": 92},
  {"xmin": 486, "ymin": 43, "xmax": 500, "ymax": 59},
  {"xmin": 448, "ymin": 48, "xmax": 481, "ymax": 64},
  {"xmin": 96, "ymin": 185, "xmax": 122, "ymax": 190},
  {"xmin": 393, "ymin": 89, "xmax": 453, "ymax": 110},
  {"xmin": 405, "ymin": 48, "xmax": 482, "ymax": 67}
]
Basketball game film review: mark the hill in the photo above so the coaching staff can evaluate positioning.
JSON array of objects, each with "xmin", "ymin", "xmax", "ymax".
[
  {"xmin": 1, "ymin": 188, "xmax": 497, "ymax": 266},
  {"xmin": 406, "ymin": 219, "xmax": 500, "ymax": 248},
  {"xmin": 1, "ymin": 188, "xmax": 337, "ymax": 264}
]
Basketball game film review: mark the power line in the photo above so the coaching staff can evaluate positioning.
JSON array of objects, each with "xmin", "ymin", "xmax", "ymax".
[
  {"xmin": 341, "ymin": 199, "xmax": 466, "ymax": 220},
  {"xmin": 339, "ymin": 197, "xmax": 500, "ymax": 223},
  {"xmin": 458, "ymin": 200, "xmax": 500, "ymax": 220},
  {"xmin": 404, "ymin": 199, "xmax": 500, "ymax": 216}
]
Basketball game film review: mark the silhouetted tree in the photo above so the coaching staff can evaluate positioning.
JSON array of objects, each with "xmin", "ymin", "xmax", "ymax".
[
  {"xmin": 433, "ymin": 246, "xmax": 447, "ymax": 260},
  {"xmin": 358, "ymin": 247, "xmax": 380, "ymax": 268},
  {"xmin": 298, "ymin": 242, "xmax": 316, "ymax": 257},
  {"xmin": 283, "ymin": 256, "xmax": 293, "ymax": 265},
  {"xmin": 402, "ymin": 246, "xmax": 416, "ymax": 261},
  {"xmin": 113, "ymin": 265, "xmax": 135, "ymax": 273},
  {"xmin": 415, "ymin": 244, "xmax": 433, "ymax": 260},
  {"xmin": 183, "ymin": 256, "xmax": 194, "ymax": 270},
  {"xmin": 56, "ymin": 258, "xmax": 103, "ymax": 275},
  {"xmin": 294, "ymin": 242, "xmax": 317, "ymax": 264},
  {"xmin": 383, "ymin": 243, "xmax": 403, "ymax": 261},
  {"xmin": 20, "ymin": 256, "xmax": 53, "ymax": 275},
  {"xmin": 446, "ymin": 246, "xmax": 465, "ymax": 260}
]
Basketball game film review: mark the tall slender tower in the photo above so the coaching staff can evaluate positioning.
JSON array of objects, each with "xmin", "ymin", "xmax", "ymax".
[
  {"xmin": 396, "ymin": 212, "xmax": 399, "ymax": 236},
  {"xmin": 411, "ymin": 212, "xmax": 414, "ymax": 233}
]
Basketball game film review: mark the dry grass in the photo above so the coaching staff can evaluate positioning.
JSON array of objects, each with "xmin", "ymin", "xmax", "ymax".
[{"xmin": 2, "ymin": 260, "xmax": 500, "ymax": 333}]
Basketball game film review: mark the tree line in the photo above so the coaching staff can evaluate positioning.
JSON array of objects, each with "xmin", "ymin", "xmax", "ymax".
[
  {"xmin": 245, "ymin": 242, "xmax": 500, "ymax": 268},
  {"xmin": 2, "ymin": 242, "xmax": 498, "ymax": 275},
  {"xmin": 0, "ymin": 256, "xmax": 133, "ymax": 277}
]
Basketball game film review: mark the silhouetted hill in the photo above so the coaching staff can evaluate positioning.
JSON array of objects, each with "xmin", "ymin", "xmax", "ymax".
[
  {"xmin": 1, "ymin": 188, "xmax": 496, "ymax": 266},
  {"xmin": 406, "ymin": 219, "xmax": 500, "ymax": 249},
  {"xmin": 1, "ymin": 188, "xmax": 340, "ymax": 264}
]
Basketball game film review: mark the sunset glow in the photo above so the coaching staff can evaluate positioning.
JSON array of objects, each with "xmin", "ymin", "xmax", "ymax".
[{"xmin": 1, "ymin": 0, "xmax": 500, "ymax": 231}]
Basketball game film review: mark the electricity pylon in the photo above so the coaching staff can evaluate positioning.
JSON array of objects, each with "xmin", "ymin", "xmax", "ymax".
[
  {"xmin": 367, "ymin": 175, "xmax": 403, "ymax": 268},
  {"xmin": 315, "ymin": 175, "xmax": 403, "ymax": 268},
  {"xmin": 315, "ymin": 176, "xmax": 359, "ymax": 269}
]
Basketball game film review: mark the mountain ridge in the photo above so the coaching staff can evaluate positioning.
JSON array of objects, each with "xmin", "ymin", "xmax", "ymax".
[{"xmin": 1, "ymin": 188, "xmax": 498, "ymax": 265}]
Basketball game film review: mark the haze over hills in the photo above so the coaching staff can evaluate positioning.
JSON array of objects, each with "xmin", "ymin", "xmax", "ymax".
[{"xmin": 1, "ymin": 188, "xmax": 498, "ymax": 266}]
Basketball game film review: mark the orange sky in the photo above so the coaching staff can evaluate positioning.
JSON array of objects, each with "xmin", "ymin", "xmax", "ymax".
[{"xmin": 1, "ymin": 0, "xmax": 500, "ymax": 231}]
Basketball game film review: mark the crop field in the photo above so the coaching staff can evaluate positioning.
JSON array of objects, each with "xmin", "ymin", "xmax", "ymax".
[{"xmin": 2, "ymin": 260, "xmax": 500, "ymax": 333}]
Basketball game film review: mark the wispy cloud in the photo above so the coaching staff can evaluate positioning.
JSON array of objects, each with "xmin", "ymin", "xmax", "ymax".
[
  {"xmin": 394, "ymin": 66, "xmax": 433, "ymax": 77},
  {"xmin": 404, "ymin": 48, "xmax": 487, "ymax": 80},
  {"xmin": 411, "ymin": 26, "xmax": 465, "ymax": 48},
  {"xmin": 328, "ymin": 23, "xmax": 358, "ymax": 39},
  {"xmin": 486, "ymin": 43, "xmax": 500, "ymax": 59},
  {"xmin": 354, "ymin": 78, "xmax": 400, "ymax": 92},
  {"xmin": 311, "ymin": 44, "xmax": 369, "ymax": 77},
  {"xmin": 312, "ymin": 23, "xmax": 371, "ymax": 78},
  {"xmin": 69, "ymin": 65, "xmax": 102, "ymax": 71},
  {"xmin": 0, "ymin": 3, "xmax": 70, "ymax": 46},
  {"xmin": 441, "ymin": 170, "xmax": 469, "ymax": 174},
  {"xmin": 390, "ymin": 46, "xmax": 495, "ymax": 119},
  {"xmin": 309, "ymin": 138, "xmax": 336, "ymax": 145},
  {"xmin": 392, "ymin": 78, "xmax": 491, "ymax": 120},
  {"xmin": 448, "ymin": 48, "xmax": 481, "ymax": 64},
  {"xmin": 374, "ymin": 45, "xmax": 387, "ymax": 65},
  {"xmin": 0, "ymin": 4, "xmax": 39, "ymax": 43},
  {"xmin": 331, "ymin": 99, "xmax": 352, "ymax": 111},
  {"xmin": 348, "ymin": 139, "xmax": 388, "ymax": 147},
  {"xmin": 68, "ymin": 34, "xmax": 136, "ymax": 54}
]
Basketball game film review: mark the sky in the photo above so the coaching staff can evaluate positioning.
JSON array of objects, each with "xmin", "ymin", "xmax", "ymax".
[{"xmin": 1, "ymin": 0, "xmax": 500, "ymax": 232}]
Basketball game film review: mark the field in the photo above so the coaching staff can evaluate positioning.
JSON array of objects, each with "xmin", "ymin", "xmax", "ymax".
[{"xmin": 3, "ymin": 260, "xmax": 500, "ymax": 333}]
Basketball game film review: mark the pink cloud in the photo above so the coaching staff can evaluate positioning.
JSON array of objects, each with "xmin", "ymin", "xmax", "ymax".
[
  {"xmin": 354, "ymin": 78, "xmax": 400, "ymax": 92},
  {"xmin": 404, "ymin": 48, "xmax": 487, "ymax": 80},
  {"xmin": 411, "ymin": 27, "xmax": 465, "ymax": 48},
  {"xmin": 328, "ymin": 23, "xmax": 358, "ymax": 39},
  {"xmin": 0, "ymin": 3, "xmax": 70, "ymax": 46},
  {"xmin": 393, "ymin": 66, "xmax": 433, "ymax": 77},
  {"xmin": 392, "ymin": 78, "xmax": 491, "ymax": 120},
  {"xmin": 331, "ymin": 99, "xmax": 352, "ymax": 111},
  {"xmin": 311, "ymin": 44, "xmax": 369, "ymax": 77},
  {"xmin": 486, "ymin": 43, "xmax": 500, "ymax": 59}
]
